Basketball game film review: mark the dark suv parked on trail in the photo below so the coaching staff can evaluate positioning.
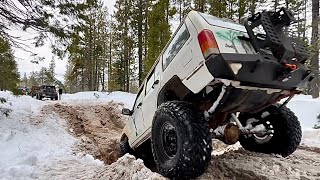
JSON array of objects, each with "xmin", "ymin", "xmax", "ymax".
[{"xmin": 36, "ymin": 85, "xmax": 58, "ymax": 100}]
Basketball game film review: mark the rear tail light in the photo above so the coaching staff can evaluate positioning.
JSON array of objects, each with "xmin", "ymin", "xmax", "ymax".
[{"xmin": 198, "ymin": 29, "xmax": 220, "ymax": 59}]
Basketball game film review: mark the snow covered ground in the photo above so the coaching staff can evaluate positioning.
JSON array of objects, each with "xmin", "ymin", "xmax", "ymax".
[
  {"xmin": 0, "ymin": 91, "xmax": 98, "ymax": 179},
  {"xmin": 0, "ymin": 90, "xmax": 319, "ymax": 179},
  {"xmin": 286, "ymin": 95, "xmax": 320, "ymax": 148},
  {"xmin": 0, "ymin": 91, "xmax": 161, "ymax": 180},
  {"xmin": 62, "ymin": 91, "xmax": 136, "ymax": 109}
]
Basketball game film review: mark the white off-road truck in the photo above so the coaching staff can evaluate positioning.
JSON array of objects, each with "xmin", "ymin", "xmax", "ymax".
[{"xmin": 120, "ymin": 8, "xmax": 312, "ymax": 179}]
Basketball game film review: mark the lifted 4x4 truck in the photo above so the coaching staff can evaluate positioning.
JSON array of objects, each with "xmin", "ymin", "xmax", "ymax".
[{"xmin": 120, "ymin": 8, "xmax": 313, "ymax": 179}]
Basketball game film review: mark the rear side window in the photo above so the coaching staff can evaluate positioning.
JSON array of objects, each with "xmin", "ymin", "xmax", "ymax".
[{"xmin": 163, "ymin": 24, "xmax": 190, "ymax": 70}]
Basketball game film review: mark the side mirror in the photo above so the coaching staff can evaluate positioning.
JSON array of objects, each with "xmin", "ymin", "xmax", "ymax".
[{"xmin": 122, "ymin": 108, "xmax": 133, "ymax": 116}]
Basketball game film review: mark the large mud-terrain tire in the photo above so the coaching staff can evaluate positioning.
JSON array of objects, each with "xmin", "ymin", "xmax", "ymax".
[
  {"xmin": 239, "ymin": 104, "xmax": 302, "ymax": 157},
  {"xmin": 119, "ymin": 137, "xmax": 133, "ymax": 157},
  {"xmin": 151, "ymin": 101, "xmax": 212, "ymax": 179}
]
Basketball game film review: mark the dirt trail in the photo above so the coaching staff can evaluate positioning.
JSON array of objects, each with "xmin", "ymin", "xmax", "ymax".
[
  {"xmin": 201, "ymin": 144, "xmax": 320, "ymax": 180},
  {"xmin": 43, "ymin": 101, "xmax": 320, "ymax": 180},
  {"xmin": 49, "ymin": 101, "xmax": 125, "ymax": 164}
]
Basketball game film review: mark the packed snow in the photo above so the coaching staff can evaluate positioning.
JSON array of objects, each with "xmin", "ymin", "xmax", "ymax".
[
  {"xmin": 62, "ymin": 91, "xmax": 136, "ymax": 109},
  {"xmin": 0, "ymin": 91, "xmax": 162, "ymax": 180},
  {"xmin": 286, "ymin": 95, "xmax": 320, "ymax": 148},
  {"xmin": 0, "ymin": 90, "xmax": 319, "ymax": 179}
]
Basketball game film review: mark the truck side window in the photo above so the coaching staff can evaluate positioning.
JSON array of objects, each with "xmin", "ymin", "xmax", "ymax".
[
  {"xmin": 163, "ymin": 23, "xmax": 190, "ymax": 70},
  {"xmin": 134, "ymin": 86, "xmax": 144, "ymax": 110},
  {"xmin": 146, "ymin": 70, "xmax": 155, "ymax": 95}
]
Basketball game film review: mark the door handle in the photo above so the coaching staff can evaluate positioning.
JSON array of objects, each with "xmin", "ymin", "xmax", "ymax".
[
  {"xmin": 137, "ymin": 102, "xmax": 142, "ymax": 108},
  {"xmin": 152, "ymin": 80, "xmax": 159, "ymax": 88}
]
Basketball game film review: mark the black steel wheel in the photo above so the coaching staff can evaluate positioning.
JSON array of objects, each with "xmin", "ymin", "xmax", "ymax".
[
  {"xmin": 151, "ymin": 101, "xmax": 212, "ymax": 179},
  {"xmin": 239, "ymin": 104, "xmax": 302, "ymax": 157}
]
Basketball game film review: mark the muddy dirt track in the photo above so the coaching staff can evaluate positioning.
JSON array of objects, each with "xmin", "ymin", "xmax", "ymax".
[{"xmin": 45, "ymin": 101, "xmax": 320, "ymax": 180}]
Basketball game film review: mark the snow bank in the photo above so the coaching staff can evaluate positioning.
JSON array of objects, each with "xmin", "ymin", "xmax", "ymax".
[
  {"xmin": 287, "ymin": 94, "xmax": 320, "ymax": 130},
  {"xmin": 35, "ymin": 154, "xmax": 164, "ymax": 180},
  {"xmin": 0, "ymin": 91, "xmax": 76, "ymax": 179},
  {"xmin": 0, "ymin": 91, "xmax": 161, "ymax": 179},
  {"xmin": 62, "ymin": 91, "xmax": 136, "ymax": 108},
  {"xmin": 287, "ymin": 94, "xmax": 320, "ymax": 148}
]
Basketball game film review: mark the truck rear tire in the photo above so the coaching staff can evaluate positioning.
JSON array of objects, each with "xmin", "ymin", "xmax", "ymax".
[
  {"xmin": 239, "ymin": 104, "xmax": 302, "ymax": 157},
  {"xmin": 151, "ymin": 101, "xmax": 212, "ymax": 179}
]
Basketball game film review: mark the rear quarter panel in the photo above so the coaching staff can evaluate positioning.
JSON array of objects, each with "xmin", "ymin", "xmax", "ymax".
[{"xmin": 161, "ymin": 13, "xmax": 214, "ymax": 94}]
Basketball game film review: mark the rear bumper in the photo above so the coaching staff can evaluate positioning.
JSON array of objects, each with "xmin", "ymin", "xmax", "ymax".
[
  {"xmin": 41, "ymin": 93, "xmax": 58, "ymax": 98},
  {"xmin": 205, "ymin": 53, "xmax": 313, "ymax": 90}
]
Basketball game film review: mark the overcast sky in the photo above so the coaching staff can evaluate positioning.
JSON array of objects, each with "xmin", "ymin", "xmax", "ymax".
[{"xmin": 15, "ymin": 0, "xmax": 116, "ymax": 82}]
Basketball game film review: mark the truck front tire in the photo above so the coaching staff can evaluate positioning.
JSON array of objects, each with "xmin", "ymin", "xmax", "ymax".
[
  {"xmin": 239, "ymin": 104, "xmax": 302, "ymax": 157},
  {"xmin": 151, "ymin": 101, "xmax": 212, "ymax": 179},
  {"xmin": 119, "ymin": 136, "xmax": 133, "ymax": 157}
]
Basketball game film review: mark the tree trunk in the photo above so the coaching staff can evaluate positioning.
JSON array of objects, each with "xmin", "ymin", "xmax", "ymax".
[
  {"xmin": 274, "ymin": 0, "xmax": 278, "ymax": 11},
  {"xmin": 311, "ymin": 0, "xmax": 319, "ymax": 98},
  {"xmin": 138, "ymin": 0, "xmax": 143, "ymax": 86},
  {"xmin": 108, "ymin": 17, "xmax": 113, "ymax": 91},
  {"xmin": 303, "ymin": 0, "xmax": 307, "ymax": 40}
]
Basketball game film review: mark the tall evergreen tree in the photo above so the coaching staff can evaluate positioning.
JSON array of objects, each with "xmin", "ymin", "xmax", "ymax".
[
  {"xmin": 174, "ymin": 0, "xmax": 192, "ymax": 22},
  {"xmin": 0, "ymin": 36, "xmax": 19, "ymax": 94},
  {"xmin": 65, "ymin": 0, "xmax": 110, "ymax": 92},
  {"xmin": 145, "ymin": 0, "xmax": 175, "ymax": 75},
  {"xmin": 112, "ymin": 0, "xmax": 135, "ymax": 92},
  {"xmin": 208, "ymin": 0, "xmax": 227, "ymax": 18},
  {"xmin": 132, "ymin": 0, "xmax": 150, "ymax": 85},
  {"xmin": 28, "ymin": 72, "xmax": 39, "ymax": 88},
  {"xmin": 194, "ymin": 0, "xmax": 208, "ymax": 12}
]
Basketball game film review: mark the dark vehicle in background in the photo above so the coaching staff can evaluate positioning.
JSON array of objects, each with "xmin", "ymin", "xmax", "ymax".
[
  {"xmin": 36, "ymin": 85, "xmax": 58, "ymax": 100},
  {"xmin": 30, "ymin": 86, "xmax": 40, "ymax": 97}
]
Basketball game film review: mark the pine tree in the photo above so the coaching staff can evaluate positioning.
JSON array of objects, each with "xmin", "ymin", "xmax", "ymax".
[
  {"xmin": 193, "ymin": 0, "xmax": 208, "ymax": 12},
  {"xmin": 208, "ymin": 0, "xmax": 227, "ymax": 18},
  {"xmin": 28, "ymin": 72, "xmax": 39, "ymax": 88},
  {"xmin": 145, "ymin": 0, "xmax": 174, "ymax": 75},
  {"xmin": 111, "ymin": 0, "xmax": 136, "ymax": 92},
  {"xmin": 65, "ymin": 0, "xmax": 110, "ymax": 92},
  {"xmin": 0, "ymin": 36, "xmax": 20, "ymax": 94},
  {"xmin": 132, "ymin": 0, "xmax": 150, "ymax": 85},
  {"xmin": 22, "ymin": 73, "xmax": 28, "ymax": 88},
  {"xmin": 174, "ymin": 0, "xmax": 192, "ymax": 22}
]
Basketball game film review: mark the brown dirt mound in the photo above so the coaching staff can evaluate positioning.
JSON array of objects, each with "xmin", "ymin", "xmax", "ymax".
[
  {"xmin": 49, "ymin": 101, "xmax": 126, "ymax": 164},
  {"xmin": 200, "ymin": 148, "xmax": 320, "ymax": 180}
]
